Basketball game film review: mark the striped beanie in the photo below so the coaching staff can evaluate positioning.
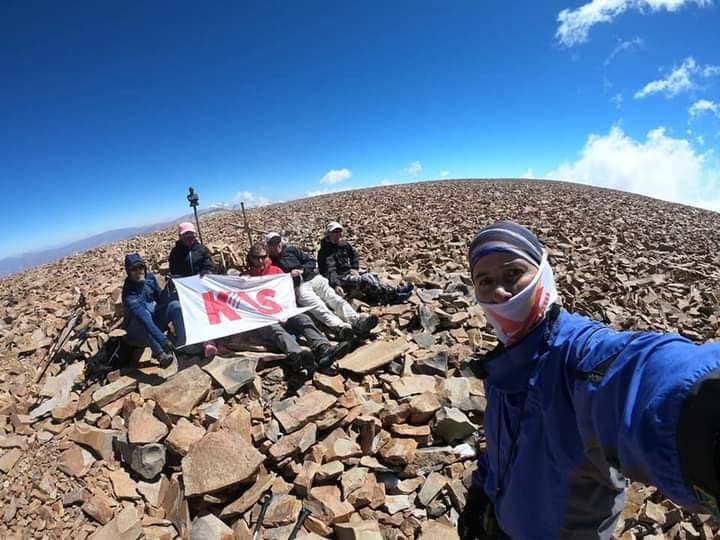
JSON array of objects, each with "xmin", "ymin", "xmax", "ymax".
[{"xmin": 468, "ymin": 220, "xmax": 544, "ymax": 271}]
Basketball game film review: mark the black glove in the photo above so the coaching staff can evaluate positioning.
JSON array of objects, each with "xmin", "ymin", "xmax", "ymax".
[
  {"xmin": 162, "ymin": 339, "xmax": 175, "ymax": 354},
  {"xmin": 458, "ymin": 484, "xmax": 508, "ymax": 540}
]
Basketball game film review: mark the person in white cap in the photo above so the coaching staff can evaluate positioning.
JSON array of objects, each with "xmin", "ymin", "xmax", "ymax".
[
  {"xmin": 168, "ymin": 222, "xmax": 215, "ymax": 278},
  {"xmin": 265, "ymin": 232, "xmax": 378, "ymax": 339},
  {"xmin": 168, "ymin": 222, "xmax": 217, "ymax": 358},
  {"xmin": 318, "ymin": 221, "xmax": 414, "ymax": 305}
]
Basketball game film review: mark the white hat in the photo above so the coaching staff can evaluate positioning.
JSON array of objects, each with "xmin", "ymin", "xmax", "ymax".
[
  {"xmin": 265, "ymin": 232, "xmax": 282, "ymax": 243},
  {"xmin": 326, "ymin": 221, "xmax": 343, "ymax": 234}
]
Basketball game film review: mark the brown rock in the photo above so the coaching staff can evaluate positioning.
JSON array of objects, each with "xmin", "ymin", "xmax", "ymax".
[
  {"xmin": 264, "ymin": 494, "xmax": 302, "ymax": 527},
  {"xmin": 190, "ymin": 513, "xmax": 234, "ymax": 539},
  {"xmin": 418, "ymin": 520, "xmax": 459, "ymax": 540},
  {"xmin": 142, "ymin": 365, "xmax": 212, "ymax": 417},
  {"xmin": 433, "ymin": 407, "xmax": 477, "ymax": 443},
  {"xmin": 128, "ymin": 406, "xmax": 168, "ymax": 444},
  {"xmin": 82, "ymin": 493, "xmax": 115, "ymax": 525},
  {"xmin": 182, "ymin": 431, "xmax": 265, "ymax": 496},
  {"xmin": 316, "ymin": 460, "xmax": 345, "ymax": 482},
  {"xmin": 92, "ymin": 376, "xmax": 137, "ymax": 408},
  {"xmin": 69, "ymin": 422, "xmax": 122, "ymax": 460},
  {"xmin": 137, "ymin": 476, "xmax": 170, "ymax": 508},
  {"xmin": 88, "ymin": 506, "xmax": 142, "ymax": 540},
  {"xmin": 58, "ymin": 444, "xmax": 96, "ymax": 477},
  {"xmin": 335, "ymin": 520, "xmax": 383, "ymax": 540},
  {"xmin": 220, "ymin": 471, "xmax": 276, "ymax": 518},
  {"xmin": 294, "ymin": 461, "xmax": 321, "ymax": 497},
  {"xmin": 409, "ymin": 392, "xmax": 441, "ymax": 424},
  {"xmin": 418, "ymin": 472, "xmax": 447, "ymax": 506},
  {"xmin": 0, "ymin": 448, "xmax": 23, "ymax": 473},
  {"xmin": 379, "ymin": 438, "xmax": 417, "ymax": 466},
  {"xmin": 268, "ymin": 422, "xmax": 316, "ymax": 461},
  {"xmin": 201, "ymin": 355, "xmax": 257, "ymax": 395},
  {"xmin": 217, "ymin": 405, "xmax": 252, "ymax": 443},
  {"xmin": 166, "ymin": 418, "xmax": 206, "ymax": 456},
  {"xmin": 108, "ymin": 468, "xmax": 140, "ymax": 500},
  {"xmin": 272, "ymin": 390, "xmax": 337, "ymax": 433},
  {"xmin": 325, "ymin": 437, "xmax": 362, "ymax": 462},
  {"xmin": 313, "ymin": 372, "xmax": 346, "ymax": 395},
  {"xmin": 337, "ymin": 338, "xmax": 409, "ymax": 374},
  {"xmin": 390, "ymin": 375, "xmax": 436, "ymax": 398},
  {"xmin": 307, "ymin": 485, "xmax": 354, "ymax": 525}
]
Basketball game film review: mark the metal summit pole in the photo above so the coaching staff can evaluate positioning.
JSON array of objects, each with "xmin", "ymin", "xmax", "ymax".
[{"xmin": 187, "ymin": 187, "xmax": 203, "ymax": 244}]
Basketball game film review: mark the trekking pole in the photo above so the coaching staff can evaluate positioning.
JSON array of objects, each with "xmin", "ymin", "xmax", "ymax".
[
  {"xmin": 287, "ymin": 507, "xmax": 311, "ymax": 540},
  {"xmin": 187, "ymin": 187, "xmax": 203, "ymax": 244},
  {"xmin": 252, "ymin": 493, "xmax": 272, "ymax": 540}
]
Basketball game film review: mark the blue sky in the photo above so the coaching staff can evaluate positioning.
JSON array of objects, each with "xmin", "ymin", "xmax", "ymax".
[{"xmin": 2, "ymin": 1, "xmax": 720, "ymax": 258}]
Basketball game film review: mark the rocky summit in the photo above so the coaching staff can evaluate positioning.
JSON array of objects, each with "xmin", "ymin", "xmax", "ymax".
[{"xmin": 1, "ymin": 179, "xmax": 720, "ymax": 539}]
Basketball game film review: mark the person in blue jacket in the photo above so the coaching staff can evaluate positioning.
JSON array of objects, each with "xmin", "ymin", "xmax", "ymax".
[
  {"xmin": 458, "ymin": 220, "xmax": 720, "ymax": 540},
  {"xmin": 122, "ymin": 253, "xmax": 185, "ymax": 368}
]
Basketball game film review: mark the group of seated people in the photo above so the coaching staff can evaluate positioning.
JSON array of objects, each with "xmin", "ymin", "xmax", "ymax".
[{"xmin": 121, "ymin": 220, "xmax": 414, "ymax": 374}]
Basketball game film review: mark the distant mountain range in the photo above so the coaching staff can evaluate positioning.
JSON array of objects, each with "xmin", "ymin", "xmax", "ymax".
[{"xmin": 0, "ymin": 206, "xmax": 233, "ymax": 277}]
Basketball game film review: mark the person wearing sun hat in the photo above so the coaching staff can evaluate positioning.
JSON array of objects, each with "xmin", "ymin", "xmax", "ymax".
[
  {"xmin": 317, "ymin": 221, "xmax": 414, "ymax": 305},
  {"xmin": 459, "ymin": 220, "xmax": 720, "ymax": 539}
]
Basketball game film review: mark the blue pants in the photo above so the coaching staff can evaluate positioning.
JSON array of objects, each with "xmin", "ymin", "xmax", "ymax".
[{"xmin": 125, "ymin": 300, "xmax": 185, "ymax": 355}]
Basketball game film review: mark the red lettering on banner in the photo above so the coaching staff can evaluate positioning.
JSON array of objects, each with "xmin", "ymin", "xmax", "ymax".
[
  {"xmin": 257, "ymin": 289, "xmax": 282, "ymax": 314},
  {"xmin": 202, "ymin": 291, "xmax": 242, "ymax": 325}
]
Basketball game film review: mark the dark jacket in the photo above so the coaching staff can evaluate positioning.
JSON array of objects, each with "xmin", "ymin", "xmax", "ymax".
[
  {"xmin": 168, "ymin": 240, "xmax": 214, "ymax": 277},
  {"xmin": 474, "ymin": 306, "xmax": 720, "ymax": 539},
  {"xmin": 270, "ymin": 245, "xmax": 317, "ymax": 285},
  {"xmin": 121, "ymin": 253, "xmax": 167, "ymax": 346},
  {"xmin": 317, "ymin": 237, "xmax": 359, "ymax": 288}
]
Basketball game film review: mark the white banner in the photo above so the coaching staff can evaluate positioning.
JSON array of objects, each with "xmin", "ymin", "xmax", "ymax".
[{"xmin": 173, "ymin": 273, "xmax": 310, "ymax": 346}]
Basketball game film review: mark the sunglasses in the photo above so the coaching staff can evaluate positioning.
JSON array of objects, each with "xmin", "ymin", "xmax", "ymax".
[{"xmin": 250, "ymin": 254, "xmax": 268, "ymax": 260}]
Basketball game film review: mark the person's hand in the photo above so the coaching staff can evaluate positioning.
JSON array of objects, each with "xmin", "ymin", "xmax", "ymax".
[
  {"xmin": 458, "ymin": 484, "xmax": 490, "ymax": 540},
  {"xmin": 290, "ymin": 269, "xmax": 303, "ymax": 278},
  {"xmin": 335, "ymin": 286, "xmax": 345, "ymax": 296},
  {"xmin": 162, "ymin": 339, "xmax": 175, "ymax": 354}
]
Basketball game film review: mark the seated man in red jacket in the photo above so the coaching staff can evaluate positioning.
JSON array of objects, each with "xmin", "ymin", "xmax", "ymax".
[{"xmin": 243, "ymin": 242, "xmax": 346, "ymax": 373}]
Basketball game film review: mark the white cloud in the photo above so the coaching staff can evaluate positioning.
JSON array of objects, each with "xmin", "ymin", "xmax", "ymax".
[
  {"xmin": 611, "ymin": 93, "xmax": 623, "ymax": 108},
  {"xmin": 556, "ymin": 0, "xmax": 711, "ymax": 47},
  {"xmin": 403, "ymin": 161, "xmax": 423, "ymax": 177},
  {"xmin": 689, "ymin": 99, "xmax": 720, "ymax": 119},
  {"xmin": 604, "ymin": 36, "xmax": 644, "ymax": 65},
  {"xmin": 380, "ymin": 179, "xmax": 395, "ymax": 186},
  {"xmin": 320, "ymin": 168, "xmax": 352, "ymax": 184},
  {"xmin": 635, "ymin": 57, "xmax": 720, "ymax": 99},
  {"xmin": 305, "ymin": 187, "xmax": 343, "ymax": 197},
  {"xmin": 546, "ymin": 125, "xmax": 720, "ymax": 211},
  {"xmin": 440, "ymin": 171, "xmax": 450, "ymax": 178},
  {"xmin": 232, "ymin": 191, "xmax": 272, "ymax": 208},
  {"xmin": 521, "ymin": 168, "xmax": 538, "ymax": 179}
]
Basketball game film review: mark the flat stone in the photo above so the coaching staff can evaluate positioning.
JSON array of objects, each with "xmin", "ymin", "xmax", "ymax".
[
  {"xmin": 325, "ymin": 437, "xmax": 362, "ymax": 462},
  {"xmin": 160, "ymin": 475, "xmax": 190, "ymax": 538},
  {"xmin": 88, "ymin": 506, "xmax": 142, "ymax": 540},
  {"xmin": 202, "ymin": 355, "xmax": 257, "ymax": 395},
  {"xmin": 0, "ymin": 434, "xmax": 27, "ymax": 449},
  {"xmin": 108, "ymin": 468, "xmax": 140, "ymax": 500},
  {"xmin": 264, "ymin": 494, "xmax": 302, "ymax": 527},
  {"xmin": 269, "ymin": 423, "xmax": 316, "ymax": 461},
  {"xmin": 446, "ymin": 479, "xmax": 467, "ymax": 510},
  {"xmin": 115, "ymin": 441, "xmax": 166, "ymax": 480},
  {"xmin": 272, "ymin": 390, "xmax": 337, "ymax": 433},
  {"xmin": 294, "ymin": 461, "xmax": 321, "ymax": 497},
  {"xmin": 142, "ymin": 365, "xmax": 212, "ymax": 417},
  {"xmin": 189, "ymin": 513, "xmax": 234, "ymax": 540},
  {"xmin": 82, "ymin": 493, "xmax": 115, "ymax": 525},
  {"xmin": 444, "ymin": 378, "xmax": 471, "ymax": 408},
  {"xmin": 335, "ymin": 520, "xmax": 383, "ymax": 540},
  {"xmin": 313, "ymin": 372, "xmax": 346, "ymax": 395},
  {"xmin": 418, "ymin": 520, "xmax": 459, "ymax": 540},
  {"xmin": 414, "ymin": 350, "xmax": 448, "ymax": 376},
  {"xmin": 137, "ymin": 476, "xmax": 169, "ymax": 508},
  {"xmin": 58, "ymin": 444, "xmax": 96, "ymax": 477},
  {"xmin": 51, "ymin": 398, "xmax": 78, "ymax": 421},
  {"xmin": 316, "ymin": 460, "xmax": 345, "ymax": 482},
  {"xmin": 391, "ymin": 424, "xmax": 431, "ymax": 441},
  {"xmin": 433, "ymin": 407, "xmax": 477, "ymax": 443},
  {"xmin": 409, "ymin": 392, "xmax": 441, "ymax": 424},
  {"xmin": 0, "ymin": 448, "xmax": 22, "ymax": 473},
  {"xmin": 69, "ymin": 423, "xmax": 123, "ymax": 461},
  {"xmin": 92, "ymin": 376, "xmax": 137, "ymax": 408},
  {"xmin": 166, "ymin": 418, "xmax": 206, "ymax": 456},
  {"xmin": 182, "ymin": 430, "xmax": 265, "ymax": 496},
  {"xmin": 379, "ymin": 438, "xmax": 417, "ymax": 466},
  {"xmin": 337, "ymin": 338, "xmax": 409, "ymax": 374},
  {"xmin": 307, "ymin": 485, "xmax": 354, "ymax": 526},
  {"xmin": 217, "ymin": 405, "xmax": 252, "ymax": 443},
  {"xmin": 128, "ymin": 406, "xmax": 168, "ymax": 444},
  {"xmin": 220, "ymin": 471, "xmax": 276, "ymax": 518},
  {"xmin": 418, "ymin": 472, "xmax": 447, "ymax": 506},
  {"xmin": 390, "ymin": 375, "xmax": 436, "ymax": 398},
  {"xmin": 384, "ymin": 494, "xmax": 412, "ymax": 514}
]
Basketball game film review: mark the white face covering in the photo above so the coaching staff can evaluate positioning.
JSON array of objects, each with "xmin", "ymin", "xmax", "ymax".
[{"xmin": 475, "ymin": 252, "xmax": 558, "ymax": 345}]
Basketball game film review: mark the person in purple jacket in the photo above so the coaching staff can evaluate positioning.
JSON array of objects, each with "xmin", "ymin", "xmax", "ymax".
[{"xmin": 459, "ymin": 220, "xmax": 720, "ymax": 539}]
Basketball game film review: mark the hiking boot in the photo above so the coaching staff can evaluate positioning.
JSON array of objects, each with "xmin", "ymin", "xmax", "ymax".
[
  {"xmin": 331, "ymin": 340, "xmax": 352, "ymax": 360},
  {"xmin": 287, "ymin": 351, "xmax": 304, "ymax": 373},
  {"xmin": 392, "ymin": 284, "xmax": 414, "ymax": 304},
  {"xmin": 351, "ymin": 314, "xmax": 379, "ymax": 337},
  {"xmin": 338, "ymin": 325, "xmax": 355, "ymax": 342}
]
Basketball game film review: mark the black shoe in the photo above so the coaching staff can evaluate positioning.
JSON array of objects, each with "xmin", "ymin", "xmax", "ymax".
[
  {"xmin": 301, "ymin": 349, "xmax": 318, "ymax": 377},
  {"xmin": 315, "ymin": 343, "xmax": 334, "ymax": 369},
  {"xmin": 156, "ymin": 352, "xmax": 175, "ymax": 369},
  {"xmin": 287, "ymin": 351, "xmax": 304, "ymax": 372},
  {"xmin": 352, "ymin": 314, "xmax": 379, "ymax": 337},
  {"xmin": 331, "ymin": 341, "xmax": 351, "ymax": 360},
  {"xmin": 339, "ymin": 326, "xmax": 355, "ymax": 342}
]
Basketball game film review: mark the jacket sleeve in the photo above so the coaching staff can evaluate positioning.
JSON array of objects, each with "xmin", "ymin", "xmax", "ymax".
[
  {"xmin": 123, "ymin": 289, "xmax": 168, "ymax": 346},
  {"xmin": 293, "ymin": 247, "xmax": 316, "ymax": 277},
  {"xmin": 349, "ymin": 243, "xmax": 359, "ymax": 270},
  {"xmin": 200, "ymin": 245, "xmax": 215, "ymax": 275},
  {"xmin": 568, "ymin": 325, "xmax": 720, "ymax": 511},
  {"xmin": 168, "ymin": 247, "xmax": 181, "ymax": 276}
]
